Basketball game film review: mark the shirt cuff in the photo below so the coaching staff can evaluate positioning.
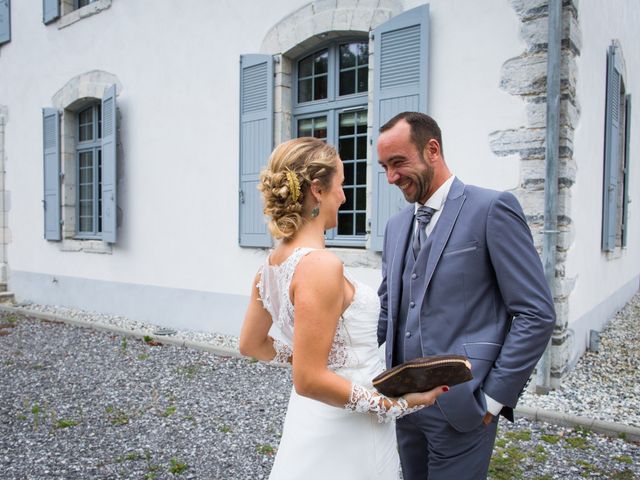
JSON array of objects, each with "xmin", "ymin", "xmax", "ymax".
[{"xmin": 484, "ymin": 393, "xmax": 504, "ymax": 416}]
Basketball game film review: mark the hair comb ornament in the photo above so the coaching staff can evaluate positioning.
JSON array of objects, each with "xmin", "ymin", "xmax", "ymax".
[{"xmin": 285, "ymin": 168, "xmax": 301, "ymax": 203}]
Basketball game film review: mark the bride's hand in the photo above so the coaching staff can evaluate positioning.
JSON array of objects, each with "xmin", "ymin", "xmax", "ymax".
[{"xmin": 402, "ymin": 385, "xmax": 449, "ymax": 409}]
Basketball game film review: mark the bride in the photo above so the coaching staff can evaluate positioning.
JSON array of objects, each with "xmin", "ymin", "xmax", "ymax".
[{"xmin": 239, "ymin": 137, "xmax": 448, "ymax": 479}]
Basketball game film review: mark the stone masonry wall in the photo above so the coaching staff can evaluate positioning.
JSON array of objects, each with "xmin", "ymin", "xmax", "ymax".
[{"xmin": 490, "ymin": 0, "xmax": 581, "ymax": 386}]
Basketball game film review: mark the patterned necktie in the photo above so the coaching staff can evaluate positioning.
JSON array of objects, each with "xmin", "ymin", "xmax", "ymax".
[{"xmin": 412, "ymin": 206, "xmax": 436, "ymax": 259}]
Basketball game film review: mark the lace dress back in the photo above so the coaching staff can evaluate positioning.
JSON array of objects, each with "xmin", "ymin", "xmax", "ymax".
[
  {"xmin": 258, "ymin": 247, "xmax": 381, "ymax": 375},
  {"xmin": 258, "ymin": 247, "xmax": 399, "ymax": 479}
]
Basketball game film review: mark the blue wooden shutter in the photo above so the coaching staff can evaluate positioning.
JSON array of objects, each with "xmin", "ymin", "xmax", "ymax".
[
  {"xmin": 622, "ymin": 94, "xmax": 631, "ymax": 247},
  {"xmin": 43, "ymin": 0, "xmax": 59, "ymax": 24},
  {"xmin": 101, "ymin": 84, "xmax": 117, "ymax": 243},
  {"xmin": 43, "ymin": 108, "xmax": 61, "ymax": 240},
  {"xmin": 370, "ymin": 5, "xmax": 429, "ymax": 251},
  {"xmin": 602, "ymin": 45, "xmax": 622, "ymax": 252},
  {"xmin": 239, "ymin": 54, "xmax": 273, "ymax": 247},
  {"xmin": 0, "ymin": 0, "xmax": 10, "ymax": 45}
]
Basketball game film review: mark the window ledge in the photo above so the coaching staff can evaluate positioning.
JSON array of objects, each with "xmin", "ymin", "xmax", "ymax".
[
  {"xmin": 61, "ymin": 238, "xmax": 113, "ymax": 254},
  {"xmin": 605, "ymin": 248, "xmax": 624, "ymax": 260},
  {"xmin": 331, "ymin": 247, "xmax": 381, "ymax": 269},
  {"xmin": 58, "ymin": 0, "xmax": 112, "ymax": 29}
]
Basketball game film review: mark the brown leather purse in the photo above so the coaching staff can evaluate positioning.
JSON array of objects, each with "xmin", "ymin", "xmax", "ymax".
[{"xmin": 372, "ymin": 355, "xmax": 473, "ymax": 397}]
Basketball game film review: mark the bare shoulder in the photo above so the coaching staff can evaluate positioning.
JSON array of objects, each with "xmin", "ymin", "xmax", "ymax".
[
  {"xmin": 294, "ymin": 250, "xmax": 344, "ymax": 290},
  {"xmin": 296, "ymin": 250, "xmax": 344, "ymax": 278}
]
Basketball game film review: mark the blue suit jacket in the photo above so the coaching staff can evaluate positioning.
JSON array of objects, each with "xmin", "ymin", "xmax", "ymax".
[{"xmin": 378, "ymin": 178, "xmax": 555, "ymax": 432}]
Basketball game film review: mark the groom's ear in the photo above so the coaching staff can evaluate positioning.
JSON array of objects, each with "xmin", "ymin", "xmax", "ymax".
[{"xmin": 424, "ymin": 139, "xmax": 441, "ymax": 162}]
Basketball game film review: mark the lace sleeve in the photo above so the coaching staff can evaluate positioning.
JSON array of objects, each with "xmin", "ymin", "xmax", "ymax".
[{"xmin": 344, "ymin": 384, "xmax": 425, "ymax": 423}]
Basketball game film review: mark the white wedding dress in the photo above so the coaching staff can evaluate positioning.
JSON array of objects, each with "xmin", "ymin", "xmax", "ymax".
[{"xmin": 258, "ymin": 248, "xmax": 400, "ymax": 479}]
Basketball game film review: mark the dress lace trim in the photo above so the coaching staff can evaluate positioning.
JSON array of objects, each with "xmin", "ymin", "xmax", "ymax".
[
  {"xmin": 344, "ymin": 384, "xmax": 425, "ymax": 423},
  {"xmin": 256, "ymin": 247, "xmax": 357, "ymax": 370}
]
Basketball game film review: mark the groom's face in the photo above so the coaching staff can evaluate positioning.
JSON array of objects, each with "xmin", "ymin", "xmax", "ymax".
[{"xmin": 377, "ymin": 120, "xmax": 434, "ymax": 204}]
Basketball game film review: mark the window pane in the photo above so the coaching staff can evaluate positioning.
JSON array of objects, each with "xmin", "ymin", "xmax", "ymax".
[
  {"xmin": 339, "ymin": 112, "xmax": 355, "ymax": 136},
  {"xmin": 298, "ymin": 78, "xmax": 312, "ymax": 103},
  {"xmin": 355, "ymin": 213, "xmax": 366, "ymax": 235},
  {"xmin": 356, "ymin": 111, "xmax": 368, "ymax": 134},
  {"xmin": 78, "ymin": 107, "xmax": 94, "ymax": 142},
  {"xmin": 298, "ymin": 118, "xmax": 313, "ymax": 136},
  {"xmin": 339, "ymin": 42, "xmax": 369, "ymax": 96},
  {"xmin": 356, "ymin": 163, "xmax": 367, "ymax": 185},
  {"xmin": 340, "ymin": 138, "xmax": 354, "ymax": 161},
  {"xmin": 356, "ymin": 187, "xmax": 366, "ymax": 210},
  {"xmin": 357, "ymin": 67, "xmax": 368, "ymax": 93},
  {"xmin": 356, "ymin": 136, "xmax": 367, "ymax": 160},
  {"xmin": 299, "ymin": 55, "xmax": 313, "ymax": 78},
  {"xmin": 343, "ymin": 188, "xmax": 354, "ymax": 210},
  {"xmin": 97, "ymin": 104, "xmax": 102, "ymax": 139},
  {"xmin": 344, "ymin": 162, "xmax": 354, "ymax": 186},
  {"xmin": 79, "ymin": 216, "xmax": 92, "ymax": 232},
  {"xmin": 356, "ymin": 43, "xmax": 369, "ymax": 66},
  {"xmin": 98, "ymin": 149, "xmax": 102, "ymax": 233},
  {"xmin": 314, "ymin": 75, "xmax": 328, "ymax": 100},
  {"xmin": 314, "ymin": 50, "xmax": 328, "ymax": 74},
  {"xmin": 339, "ymin": 44, "xmax": 356, "ymax": 69},
  {"xmin": 339, "ymin": 70, "xmax": 356, "ymax": 96},
  {"xmin": 338, "ymin": 213, "xmax": 353, "ymax": 236},
  {"xmin": 297, "ymin": 116, "xmax": 327, "ymax": 141}
]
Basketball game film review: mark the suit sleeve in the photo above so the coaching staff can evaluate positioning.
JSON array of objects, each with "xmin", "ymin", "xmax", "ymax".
[
  {"xmin": 482, "ymin": 191, "xmax": 555, "ymax": 407},
  {"xmin": 377, "ymin": 223, "xmax": 390, "ymax": 347}
]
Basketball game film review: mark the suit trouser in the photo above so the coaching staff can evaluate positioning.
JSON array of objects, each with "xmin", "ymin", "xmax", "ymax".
[{"xmin": 396, "ymin": 404, "xmax": 498, "ymax": 480}]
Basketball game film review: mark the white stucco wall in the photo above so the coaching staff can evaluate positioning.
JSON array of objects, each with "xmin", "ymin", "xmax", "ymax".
[
  {"xmin": 404, "ymin": 0, "xmax": 526, "ymax": 192},
  {"xmin": 567, "ymin": 0, "xmax": 639, "ymax": 328},
  {"xmin": 1, "ymin": 0, "xmax": 524, "ymax": 301}
]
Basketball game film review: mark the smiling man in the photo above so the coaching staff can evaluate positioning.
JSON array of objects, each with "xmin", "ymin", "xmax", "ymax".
[{"xmin": 376, "ymin": 112, "xmax": 555, "ymax": 480}]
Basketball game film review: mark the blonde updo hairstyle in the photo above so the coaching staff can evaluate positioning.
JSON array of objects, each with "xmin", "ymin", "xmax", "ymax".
[{"xmin": 259, "ymin": 137, "xmax": 338, "ymax": 241}]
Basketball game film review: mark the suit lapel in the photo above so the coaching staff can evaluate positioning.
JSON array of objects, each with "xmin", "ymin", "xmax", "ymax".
[
  {"xmin": 424, "ymin": 178, "xmax": 466, "ymax": 290},
  {"xmin": 389, "ymin": 206, "xmax": 414, "ymax": 324}
]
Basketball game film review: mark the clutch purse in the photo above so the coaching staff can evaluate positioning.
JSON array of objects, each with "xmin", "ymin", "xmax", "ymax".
[{"xmin": 372, "ymin": 355, "xmax": 473, "ymax": 397}]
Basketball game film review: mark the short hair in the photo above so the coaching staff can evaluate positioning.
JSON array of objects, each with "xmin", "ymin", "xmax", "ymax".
[{"xmin": 379, "ymin": 112, "xmax": 443, "ymax": 157}]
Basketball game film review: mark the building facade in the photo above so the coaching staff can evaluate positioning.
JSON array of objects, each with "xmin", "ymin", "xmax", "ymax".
[{"xmin": 0, "ymin": 0, "xmax": 637, "ymax": 386}]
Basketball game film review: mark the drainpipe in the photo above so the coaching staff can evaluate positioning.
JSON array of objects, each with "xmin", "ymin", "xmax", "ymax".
[{"xmin": 536, "ymin": 0, "xmax": 562, "ymax": 394}]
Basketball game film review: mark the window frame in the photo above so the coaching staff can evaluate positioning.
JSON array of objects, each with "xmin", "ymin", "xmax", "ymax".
[
  {"xmin": 292, "ymin": 37, "xmax": 370, "ymax": 247},
  {"xmin": 602, "ymin": 42, "xmax": 631, "ymax": 253},
  {"xmin": 74, "ymin": 103, "xmax": 103, "ymax": 239}
]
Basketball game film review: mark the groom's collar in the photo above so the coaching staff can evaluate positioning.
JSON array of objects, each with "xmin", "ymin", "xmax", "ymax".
[{"xmin": 414, "ymin": 175, "xmax": 456, "ymax": 214}]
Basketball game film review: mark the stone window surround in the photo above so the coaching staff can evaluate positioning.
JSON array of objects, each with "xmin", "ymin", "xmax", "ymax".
[
  {"xmin": 51, "ymin": 70, "xmax": 121, "ymax": 254},
  {"xmin": 58, "ymin": 0, "xmax": 112, "ymax": 30},
  {"xmin": 260, "ymin": 0, "xmax": 403, "ymax": 269}
]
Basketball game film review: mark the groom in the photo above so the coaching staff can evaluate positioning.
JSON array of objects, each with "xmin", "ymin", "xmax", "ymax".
[{"xmin": 376, "ymin": 112, "xmax": 555, "ymax": 479}]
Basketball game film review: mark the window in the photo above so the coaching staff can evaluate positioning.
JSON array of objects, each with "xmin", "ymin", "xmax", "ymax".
[
  {"xmin": 43, "ymin": 83, "xmax": 118, "ymax": 245},
  {"xmin": 76, "ymin": 104, "xmax": 103, "ymax": 237},
  {"xmin": 43, "ymin": 0, "xmax": 111, "ymax": 27},
  {"xmin": 602, "ymin": 43, "xmax": 632, "ymax": 252},
  {"xmin": 293, "ymin": 39, "xmax": 370, "ymax": 247},
  {"xmin": 238, "ymin": 5, "xmax": 429, "ymax": 250}
]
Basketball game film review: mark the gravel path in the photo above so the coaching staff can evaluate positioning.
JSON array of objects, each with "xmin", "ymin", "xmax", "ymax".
[{"xmin": 1, "ymin": 292, "xmax": 639, "ymax": 479}]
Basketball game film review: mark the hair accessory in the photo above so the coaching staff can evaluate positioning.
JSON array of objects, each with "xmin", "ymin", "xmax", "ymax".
[{"xmin": 285, "ymin": 168, "xmax": 301, "ymax": 203}]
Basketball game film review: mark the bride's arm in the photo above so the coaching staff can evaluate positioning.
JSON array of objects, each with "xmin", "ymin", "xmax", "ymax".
[
  {"xmin": 291, "ymin": 251, "xmax": 446, "ymax": 420},
  {"xmin": 239, "ymin": 272, "xmax": 291, "ymax": 363}
]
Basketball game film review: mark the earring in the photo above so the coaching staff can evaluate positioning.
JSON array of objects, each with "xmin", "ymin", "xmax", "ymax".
[{"xmin": 311, "ymin": 203, "xmax": 320, "ymax": 218}]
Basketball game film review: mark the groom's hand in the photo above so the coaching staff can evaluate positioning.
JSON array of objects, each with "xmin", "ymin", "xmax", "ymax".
[{"xmin": 482, "ymin": 412, "xmax": 493, "ymax": 425}]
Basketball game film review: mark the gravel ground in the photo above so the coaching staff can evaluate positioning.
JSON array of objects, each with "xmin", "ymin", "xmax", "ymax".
[{"xmin": 1, "ymin": 293, "xmax": 639, "ymax": 479}]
